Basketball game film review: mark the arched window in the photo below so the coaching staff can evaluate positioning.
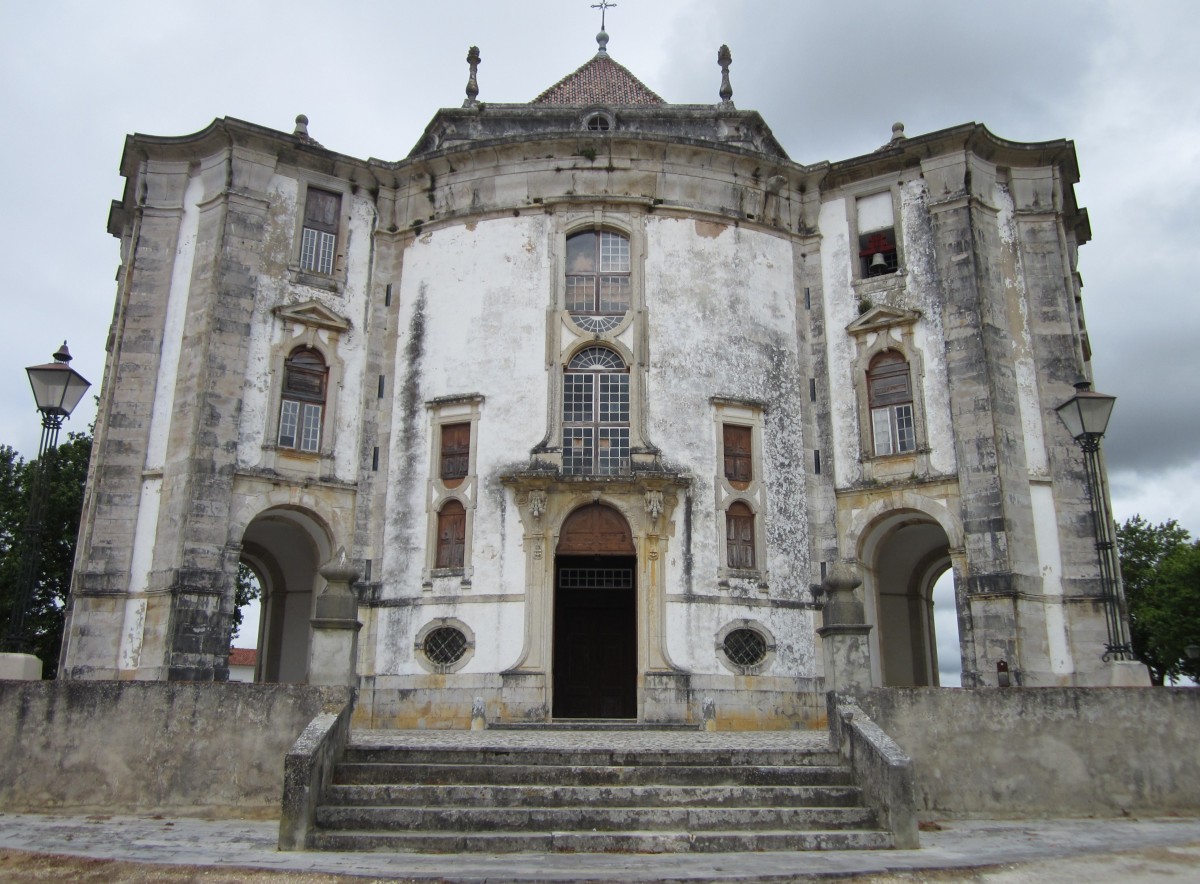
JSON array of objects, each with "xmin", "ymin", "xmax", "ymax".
[
  {"xmin": 565, "ymin": 230, "xmax": 630, "ymax": 333},
  {"xmin": 278, "ymin": 347, "xmax": 326, "ymax": 452},
  {"xmin": 868, "ymin": 351, "xmax": 915, "ymax": 455},
  {"xmin": 563, "ymin": 346, "xmax": 629, "ymax": 476},
  {"xmin": 436, "ymin": 499, "xmax": 466, "ymax": 569},
  {"xmin": 726, "ymin": 501, "xmax": 756, "ymax": 570}
]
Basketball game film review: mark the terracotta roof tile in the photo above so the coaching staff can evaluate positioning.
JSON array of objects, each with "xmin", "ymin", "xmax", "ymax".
[
  {"xmin": 229, "ymin": 647, "xmax": 257, "ymax": 667},
  {"xmin": 533, "ymin": 55, "xmax": 663, "ymax": 106}
]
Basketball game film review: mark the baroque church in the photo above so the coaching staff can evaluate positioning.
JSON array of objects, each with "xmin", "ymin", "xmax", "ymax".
[{"xmin": 59, "ymin": 28, "xmax": 1143, "ymax": 728}]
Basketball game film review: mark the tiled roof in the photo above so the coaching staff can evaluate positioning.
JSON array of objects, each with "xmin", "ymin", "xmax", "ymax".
[
  {"xmin": 533, "ymin": 54, "xmax": 664, "ymax": 106},
  {"xmin": 229, "ymin": 647, "xmax": 257, "ymax": 667}
]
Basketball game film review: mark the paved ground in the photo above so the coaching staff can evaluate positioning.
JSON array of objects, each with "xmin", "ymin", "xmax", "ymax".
[{"xmin": 0, "ymin": 812, "xmax": 1197, "ymax": 881}]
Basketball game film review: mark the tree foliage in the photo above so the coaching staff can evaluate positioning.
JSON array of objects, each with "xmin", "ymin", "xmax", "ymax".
[
  {"xmin": 0, "ymin": 432, "xmax": 92, "ymax": 677},
  {"xmin": 1117, "ymin": 515, "xmax": 1200, "ymax": 685}
]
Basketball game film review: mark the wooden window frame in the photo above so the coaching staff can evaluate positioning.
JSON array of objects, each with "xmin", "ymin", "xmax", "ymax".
[
  {"xmin": 298, "ymin": 186, "xmax": 342, "ymax": 277},
  {"xmin": 867, "ymin": 351, "xmax": 916, "ymax": 456},
  {"xmin": 722, "ymin": 424, "xmax": 753, "ymax": 490},
  {"xmin": 277, "ymin": 347, "xmax": 327, "ymax": 453},
  {"xmin": 439, "ymin": 422, "xmax": 471, "ymax": 489},
  {"xmin": 435, "ymin": 499, "xmax": 467, "ymax": 570},
  {"xmin": 725, "ymin": 501, "xmax": 756, "ymax": 570}
]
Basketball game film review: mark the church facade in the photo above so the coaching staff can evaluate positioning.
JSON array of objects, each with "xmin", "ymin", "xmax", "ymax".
[{"xmin": 59, "ymin": 40, "xmax": 1141, "ymax": 727}]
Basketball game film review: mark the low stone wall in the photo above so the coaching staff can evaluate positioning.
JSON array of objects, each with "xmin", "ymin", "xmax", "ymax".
[
  {"xmin": 856, "ymin": 687, "xmax": 1200, "ymax": 818},
  {"xmin": 0, "ymin": 681, "xmax": 353, "ymax": 817}
]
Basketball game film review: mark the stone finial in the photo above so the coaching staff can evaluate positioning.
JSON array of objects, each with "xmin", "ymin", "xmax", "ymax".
[
  {"xmin": 891, "ymin": 121, "xmax": 906, "ymax": 142},
  {"xmin": 717, "ymin": 44, "xmax": 734, "ymax": 108},
  {"xmin": 463, "ymin": 46, "xmax": 482, "ymax": 108},
  {"xmin": 293, "ymin": 114, "xmax": 310, "ymax": 139},
  {"xmin": 471, "ymin": 696, "xmax": 487, "ymax": 730}
]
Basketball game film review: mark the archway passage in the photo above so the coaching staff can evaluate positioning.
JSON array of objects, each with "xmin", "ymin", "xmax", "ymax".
[
  {"xmin": 866, "ymin": 512, "xmax": 954, "ymax": 687},
  {"xmin": 240, "ymin": 508, "xmax": 329, "ymax": 683},
  {"xmin": 553, "ymin": 505, "xmax": 637, "ymax": 719}
]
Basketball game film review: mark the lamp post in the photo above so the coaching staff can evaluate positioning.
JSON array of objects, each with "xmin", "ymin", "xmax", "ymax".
[
  {"xmin": 2, "ymin": 343, "xmax": 90, "ymax": 659},
  {"xmin": 1055, "ymin": 379, "xmax": 1131, "ymax": 661}
]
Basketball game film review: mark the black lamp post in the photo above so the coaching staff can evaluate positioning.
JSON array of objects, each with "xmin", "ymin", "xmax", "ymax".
[
  {"xmin": 1055, "ymin": 379, "xmax": 1131, "ymax": 661},
  {"xmin": 2, "ymin": 343, "xmax": 90, "ymax": 656}
]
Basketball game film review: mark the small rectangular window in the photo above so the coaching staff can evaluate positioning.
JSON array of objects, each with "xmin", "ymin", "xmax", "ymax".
[
  {"xmin": 857, "ymin": 192, "xmax": 898, "ymax": 278},
  {"xmin": 436, "ymin": 502, "xmax": 466, "ymax": 569},
  {"xmin": 300, "ymin": 188, "xmax": 340, "ymax": 275},
  {"xmin": 873, "ymin": 404, "xmax": 916, "ymax": 455},
  {"xmin": 722, "ymin": 425, "xmax": 752, "ymax": 489},
  {"xmin": 440, "ymin": 423, "xmax": 471, "ymax": 488}
]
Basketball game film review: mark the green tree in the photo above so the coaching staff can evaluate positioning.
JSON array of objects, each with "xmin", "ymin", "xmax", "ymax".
[
  {"xmin": 0, "ymin": 432, "xmax": 92, "ymax": 677},
  {"xmin": 233, "ymin": 561, "xmax": 261, "ymax": 641},
  {"xmin": 1117, "ymin": 515, "xmax": 1200, "ymax": 685}
]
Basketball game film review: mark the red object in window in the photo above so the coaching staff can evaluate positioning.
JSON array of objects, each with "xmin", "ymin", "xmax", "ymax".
[{"xmin": 859, "ymin": 232, "xmax": 896, "ymax": 257}]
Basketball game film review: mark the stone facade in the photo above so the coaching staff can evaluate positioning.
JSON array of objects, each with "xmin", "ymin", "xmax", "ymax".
[{"xmin": 59, "ymin": 42, "xmax": 1143, "ymax": 726}]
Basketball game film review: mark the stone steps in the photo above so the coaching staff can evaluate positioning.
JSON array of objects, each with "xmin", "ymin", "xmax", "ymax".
[{"xmin": 307, "ymin": 731, "xmax": 895, "ymax": 854}]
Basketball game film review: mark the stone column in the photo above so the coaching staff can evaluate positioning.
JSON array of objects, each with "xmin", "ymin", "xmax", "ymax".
[
  {"xmin": 308, "ymin": 548, "xmax": 361, "ymax": 687},
  {"xmin": 817, "ymin": 562, "xmax": 874, "ymax": 695}
]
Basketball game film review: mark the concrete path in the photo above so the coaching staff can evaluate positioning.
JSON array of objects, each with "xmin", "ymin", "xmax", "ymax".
[{"xmin": 0, "ymin": 811, "xmax": 1197, "ymax": 881}]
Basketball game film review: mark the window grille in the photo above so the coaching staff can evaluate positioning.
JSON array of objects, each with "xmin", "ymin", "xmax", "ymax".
[
  {"xmin": 723, "ymin": 628, "xmax": 767, "ymax": 667},
  {"xmin": 424, "ymin": 626, "xmax": 468, "ymax": 666}
]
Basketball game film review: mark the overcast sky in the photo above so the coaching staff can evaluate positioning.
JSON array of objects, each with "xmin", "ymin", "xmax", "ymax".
[{"xmin": 2, "ymin": 0, "xmax": 1197, "ymax": 542}]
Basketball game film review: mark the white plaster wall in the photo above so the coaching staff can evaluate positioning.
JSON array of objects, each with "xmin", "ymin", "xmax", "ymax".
[
  {"xmin": 900, "ymin": 179, "xmax": 956, "ymax": 475},
  {"xmin": 643, "ymin": 216, "xmax": 813, "ymax": 675},
  {"xmin": 236, "ymin": 174, "xmax": 373, "ymax": 485},
  {"xmin": 819, "ymin": 198, "xmax": 860, "ymax": 488},
  {"xmin": 379, "ymin": 215, "xmax": 551, "ymax": 676}
]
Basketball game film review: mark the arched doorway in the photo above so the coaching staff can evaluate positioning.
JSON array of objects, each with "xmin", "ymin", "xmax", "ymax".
[
  {"xmin": 553, "ymin": 504, "xmax": 637, "ymax": 719},
  {"xmin": 240, "ymin": 507, "xmax": 330, "ymax": 683},
  {"xmin": 862, "ymin": 511, "xmax": 955, "ymax": 687}
]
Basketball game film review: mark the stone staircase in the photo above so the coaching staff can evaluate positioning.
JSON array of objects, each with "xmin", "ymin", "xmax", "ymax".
[{"xmin": 306, "ymin": 727, "xmax": 896, "ymax": 853}]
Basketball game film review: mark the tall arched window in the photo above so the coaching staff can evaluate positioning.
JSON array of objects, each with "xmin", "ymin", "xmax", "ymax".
[
  {"xmin": 563, "ymin": 346, "xmax": 629, "ymax": 476},
  {"xmin": 565, "ymin": 230, "xmax": 630, "ymax": 333},
  {"xmin": 278, "ymin": 347, "xmax": 327, "ymax": 452},
  {"xmin": 726, "ymin": 501, "xmax": 756, "ymax": 570},
  {"xmin": 436, "ymin": 499, "xmax": 466, "ymax": 569},
  {"xmin": 868, "ymin": 351, "xmax": 915, "ymax": 455}
]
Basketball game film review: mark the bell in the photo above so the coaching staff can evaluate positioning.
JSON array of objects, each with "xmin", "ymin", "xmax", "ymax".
[{"xmin": 870, "ymin": 252, "xmax": 888, "ymax": 272}]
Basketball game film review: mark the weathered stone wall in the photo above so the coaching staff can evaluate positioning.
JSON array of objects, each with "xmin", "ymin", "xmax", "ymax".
[
  {"xmin": 855, "ymin": 687, "xmax": 1200, "ymax": 817},
  {"xmin": 0, "ymin": 682, "xmax": 352, "ymax": 817}
]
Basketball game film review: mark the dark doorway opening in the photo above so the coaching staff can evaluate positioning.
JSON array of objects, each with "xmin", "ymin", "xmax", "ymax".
[{"xmin": 553, "ymin": 554, "xmax": 637, "ymax": 719}]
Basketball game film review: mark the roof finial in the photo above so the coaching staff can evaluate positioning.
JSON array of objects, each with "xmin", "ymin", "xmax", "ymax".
[
  {"xmin": 717, "ymin": 45, "xmax": 734, "ymax": 109},
  {"xmin": 463, "ymin": 46, "xmax": 482, "ymax": 108},
  {"xmin": 592, "ymin": 0, "xmax": 616, "ymax": 54}
]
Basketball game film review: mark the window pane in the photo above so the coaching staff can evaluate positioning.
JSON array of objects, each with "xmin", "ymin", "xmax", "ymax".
[
  {"xmin": 563, "ymin": 373, "xmax": 594, "ymax": 423},
  {"xmin": 278, "ymin": 400, "xmax": 299, "ymax": 448},
  {"xmin": 598, "ymin": 276, "xmax": 630, "ymax": 313},
  {"xmin": 300, "ymin": 228, "xmax": 318, "ymax": 272},
  {"xmin": 566, "ymin": 232, "xmax": 597, "ymax": 273},
  {"xmin": 566, "ymin": 276, "xmax": 596, "ymax": 312},
  {"xmin": 895, "ymin": 404, "xmax": 915, "ymax": 452},
  {"xmin": 597, "ymin": 373, "xmax": 629, "ymax": 423},
  {"xmin": 596, "ymin": 427, "xmax": 629, "ymax": 475},
  {"xmin": 599, "ymin": 232, "xmax": 630, "ymax": 272},
  {"xmin": 872, "ymin": 407, "xmax": 893, "ymax": 456},
  {"xmin": 300, "ymin": 403, "xmax": 322, "ymax": 452},
  {"xmin": 562, "ymin": 427, "xmax": 593, "ymax": 475}
]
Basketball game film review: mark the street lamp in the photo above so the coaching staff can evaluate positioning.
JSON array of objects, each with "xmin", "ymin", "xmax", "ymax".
[
  {"xmin": 2, "ymin": 343, "xmax": 90, "ymax": 660},
  {"xmin": 1055, "ymin": 379, "xmax": 1131, "ymax": 662}
]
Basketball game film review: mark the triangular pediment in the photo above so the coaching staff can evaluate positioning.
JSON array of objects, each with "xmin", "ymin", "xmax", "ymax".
[
  {"xmin": 846, "ymin": 305, "xmax": 921, "ymax": 337},
  {"xmin": 533, "ymin": 54, "xmax": 664, "ymax": 106},
  {"xmin": 274, "ymin": 300, "xmax": 351, "ymax": 333}
]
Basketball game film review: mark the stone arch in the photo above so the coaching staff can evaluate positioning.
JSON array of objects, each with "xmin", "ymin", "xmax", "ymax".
[
  {"xmin": 854, "ymin": 502, "xmax": 960, "ymax": 687},
  {"xmin": 240, "ymin": 505, "xmax": 333, "ymax": 683}
]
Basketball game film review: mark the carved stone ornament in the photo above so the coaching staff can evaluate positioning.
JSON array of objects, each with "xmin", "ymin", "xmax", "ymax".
[
  {"xmin": 644, "ymin": 490, "xmax": 664, "ymax": 522},
  {"xmin": 529, "ymin": 490, "xmax": 547, "ymax": 521}
]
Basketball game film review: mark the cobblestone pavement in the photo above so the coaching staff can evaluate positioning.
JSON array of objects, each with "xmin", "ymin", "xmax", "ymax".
[{"xmin": 0, "ymin": 812, "xmax": 1197, "ymax": 881}]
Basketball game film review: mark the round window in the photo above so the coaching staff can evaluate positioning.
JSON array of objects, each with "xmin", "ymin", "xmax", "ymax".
[
  {"xmin": 585, "ymin": 113, "xmax": 611, "ymax": 131},
  {"xmin": 723, "ymin": 628, "xmax": 767, "ymax": 667},
  {"xmin": 424, "ymin": 626, "xmax": 468, "ymax": 666}
]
